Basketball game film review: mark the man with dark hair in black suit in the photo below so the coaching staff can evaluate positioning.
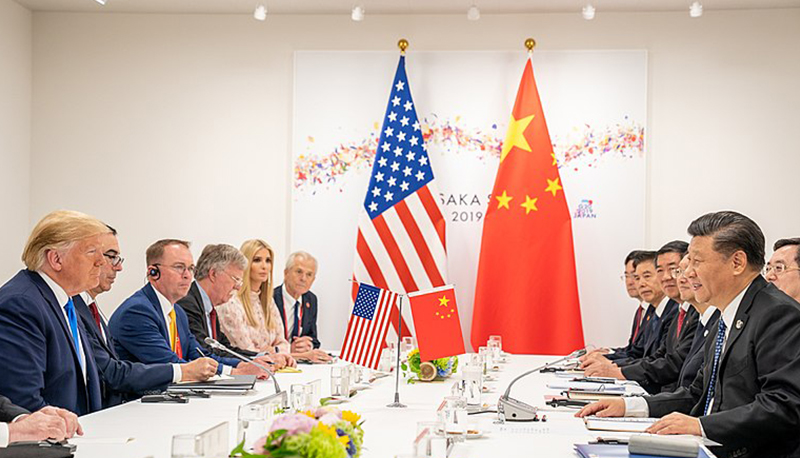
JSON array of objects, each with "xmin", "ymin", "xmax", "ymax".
[
  {"xmin": 765, "ymin": 237, "xmax": 800, "ymax": 302},
  {"xmin": 585, "ymin": 241, "xmax": 700, "ymax": 394},
  {"xmin": 0, "ymin": 395, "xmax": 81, "ymax": 447},
  {"xmin": 578, "ymin": 211, "xmax": 800, "ymax": 458}
]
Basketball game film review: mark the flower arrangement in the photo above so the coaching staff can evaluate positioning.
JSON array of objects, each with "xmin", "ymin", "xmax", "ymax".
[
  {"xmin": 231, "ymin": 406, "xmax": 365, "ymax": 458},
  {"xmin": 401, "ymin": 349, "xmax": 459, "ymax": 382}
]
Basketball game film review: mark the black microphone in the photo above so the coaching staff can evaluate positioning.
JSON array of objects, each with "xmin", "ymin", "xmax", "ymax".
[
  {"xmin": 498, "ymin": 348, "xmax": 587, "ymax": 422},
  {"xmin": 203, "ymin": 337, "xmax": 285, "ymax": 404}
]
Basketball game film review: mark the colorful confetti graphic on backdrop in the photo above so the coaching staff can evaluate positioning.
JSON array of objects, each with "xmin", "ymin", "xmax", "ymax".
[{"xmin": 293, "ymin": 116, "xmax": 644, "ymax": 195}]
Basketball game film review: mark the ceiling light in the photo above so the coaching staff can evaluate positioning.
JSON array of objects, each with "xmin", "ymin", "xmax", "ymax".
[
  {"xmin": 94, "ymin": 0, "xmax": 106, "ymax": 5},
  {"xmin": 582, "ymin": 4, "xmax": 595, "ymax": 20},
  {"xmin": 689, "ymin": 1, "xmax": 703, "ymax": 18},
  {"xmin": 467, "ymin": 4, "xmax": 480, "ymax": 21},
  {"xmin": 254, "ymin": 4, "xmax": 267, "ymax": 21},
  {"xmin": 351, "ymin": 5, "xmax": 365, "ymax": 21}
]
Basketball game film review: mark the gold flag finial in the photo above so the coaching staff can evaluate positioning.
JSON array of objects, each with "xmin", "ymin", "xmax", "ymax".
[
  {"xmin": 398, "ymin": 39, "xmax": 409, "ymax": 55},
  {"xmin": 525, "ymin": 38, "xmax": 536, "ymax": 51}
]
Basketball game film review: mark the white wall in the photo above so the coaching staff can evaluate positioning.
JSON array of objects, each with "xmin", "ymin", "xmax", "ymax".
[
  {"xmin": 0, "ymin": 0, "xmax": 31, "ymax": 282},
  {"xmin": 29, "ymin": 9, "xmax": 800, "ymax": 347}
]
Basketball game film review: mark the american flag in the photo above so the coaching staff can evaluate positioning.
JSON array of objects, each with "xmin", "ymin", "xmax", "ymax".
[
  {"xmin": 352, "ymin": 55, "xmax": 448, "ymax": 343},
  {"xmin": 340, "ymin": 282, "xmax": 400, "ymax": 369}
]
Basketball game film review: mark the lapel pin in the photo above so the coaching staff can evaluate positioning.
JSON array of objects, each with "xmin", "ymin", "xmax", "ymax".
[
  {"xmin": 704, "ymin": 330, "xmax": 709, "ymax": 337},
  {"xmin": 305, "ymin": 303, "xmax": 311, "ymax": 309},
  {"xmin": 735, "ymin": 320, "xmax": 743, "ymax": 330}
]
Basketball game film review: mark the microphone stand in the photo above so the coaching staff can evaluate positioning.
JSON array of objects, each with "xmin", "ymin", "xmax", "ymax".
[
  {"xmin": 204, "ymin": 337, "xmax": 287, "ymax": 408},
  {"xmin": 497, "ymin": 348, "xmax": 586, "ymax": 422},
  {"xmin": 387, "ymin": 295, "xmax": 406, "ymax": 408}
]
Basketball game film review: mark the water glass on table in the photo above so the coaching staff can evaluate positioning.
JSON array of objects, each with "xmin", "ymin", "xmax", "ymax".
[
  {"xmin": 438, "ymin": 396, "xmax": 468, "ymax": 443},
  {"xmin": 462, "ymin": 365, "xmax": 483, "ymax": 406},
  {"xmin": 413, "ymin": 421, "xmax": 448, "ymax": 458},
  {"xmin": 331, "ymin": 365, "xmax": 351, "ymax": 398},
  {"xmin": 487, "ymin": 339, "xmax": 502, "ymax": 366},
  {"xmin": 478, "ymin": 346, "xmax": 494, "ymax": 372},
  {"xmin": 236, "ymin": 404, "xmax": 271, "ymax": 453}
]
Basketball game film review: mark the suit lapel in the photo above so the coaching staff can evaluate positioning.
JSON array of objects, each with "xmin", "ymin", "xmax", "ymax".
[
  {"xmin": 718, "ymin": 278, "xmax": 762, "ymax": 370},
  {"xmin": 30, "ymin": 272, "xmax": 86, "ymax": 375},
  {"xmin": 143, "ymin": 283, "xmax": 170, "ymax": 341}
]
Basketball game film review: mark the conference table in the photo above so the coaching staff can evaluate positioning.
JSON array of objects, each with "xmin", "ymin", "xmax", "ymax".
[{"xmin": 70, "ymin": 354, "xmax": 638, "ymax": 458}]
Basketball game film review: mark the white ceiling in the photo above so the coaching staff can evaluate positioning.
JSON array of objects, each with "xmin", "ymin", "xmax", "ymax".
[{"xmin": 13, "ymin": 0, "xmax": 800, "ymax": 15}]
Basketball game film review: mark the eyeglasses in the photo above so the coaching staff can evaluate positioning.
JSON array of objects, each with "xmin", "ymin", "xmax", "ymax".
[
  {"xmin": 764, "ymin": 264, "xmax": 800, "ymax": 276},
  {"xmin": 103, "ymin": 252, "xmax": 125, "ymax": 267},
  {"xmin": 669, "ymin": 268, "xmax": 683, "ymax": 279},
  {"xmin": 223, "ymin": 271, "xmax": 243, "ymax": 289},
  {"xmin": 620, "ymin": 273, "xmax": 634, "ymax": 281},
  {"xmin": 165, "ymin": 263, "xmax": 195, "ymax": 276}
]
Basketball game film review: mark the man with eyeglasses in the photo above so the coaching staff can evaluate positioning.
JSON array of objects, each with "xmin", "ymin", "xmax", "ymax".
[
  {"xmin": 578, "ymin": 211, "xmax": 800, "ymax": 458},
  {"xmin": 177, "ymin": 244, "xmax": 293, "ymax": 370},
  {"xmin": 74, "ymin": 229, "xmax": 218, "ymax": 407},
  {"xmin": 765, "ymin": 238, "xmax": 800, "ymax": 302},
  {"xmin": 584, "ymin": 242, "xmax": 697, "ymax": 394},
  {"xmin": 109, "ymin": 239, "xmax": 272, "ymax": 378}
]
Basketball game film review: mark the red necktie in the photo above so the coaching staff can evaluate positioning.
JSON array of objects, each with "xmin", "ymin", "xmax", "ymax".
[
  {"xmin": 88, "ymin": 301, "xmax": 103, "ymax": 331},
  {"xmin": 632, "ymin": 307, "xmax": 643, "ymax": 340},
  {"xmin": 209, "ymin": 308, "xmax": 218, "ymax": 340},
  {"xmin": 676, "ymin": 308, "xmax": 687, "ymax": 338}
]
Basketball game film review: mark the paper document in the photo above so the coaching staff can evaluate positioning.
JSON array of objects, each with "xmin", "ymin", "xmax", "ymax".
[{"xmin": 584, "ymin": 416, "xmax": 658, "ymax": 433}]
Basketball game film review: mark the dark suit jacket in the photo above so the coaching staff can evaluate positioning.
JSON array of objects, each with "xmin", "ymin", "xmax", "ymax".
[
  {"xmin": 0, "ymin": 395, "xmax": 28, "ymax": 423},
  {"xmin": 0, "ymin": 270, "xmax": 102, "ymax": 415},
  {"xmin": 677, "ymin": 309, "xmax": 721, "ymax": 389},
  {"xmin": 621, "ymin": 305, "xmax": 698, "ymax": 393},
  {"xmin": 645, "ymin": 276, "xmax": 800, "ymax": 458},
  {"xmin": 73, "ymin": 295, "xmax": 173, "ymax": 407},
  {"xmin": 177, "ymin": 282, "xmax": 257, "ymax": 358},
  {"xmin": 108, "ymin": 283, "xmax": 240, "ymax": 373},
  {"xmin": 273, "ymin": 285, "xmax": 320, "ymax": 349},
  {"xmin": 610, "ymin": 299, "xmax": 678, "ymax": 365}
]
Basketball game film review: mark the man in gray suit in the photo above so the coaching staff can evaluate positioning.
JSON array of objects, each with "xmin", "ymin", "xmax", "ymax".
[
  {"xmin": 577, "ymin": 211, "xmax": 800, "ymax": 458},
  {"xmin": 0, "ymin": 395, "xmax": 81, "ymax": 447}
]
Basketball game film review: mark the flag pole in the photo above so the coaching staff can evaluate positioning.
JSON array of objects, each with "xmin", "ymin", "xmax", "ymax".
[
  {"xmin": 387, "ymin": 36, "xmax": 409, "ymax": 410},
  {"xmin": 387, "ymin": 294, "xmax": 407, "ymax": 408},
  {"xmin": 525, "ymin": 37, "xmax": 536, "ymax": 58}
]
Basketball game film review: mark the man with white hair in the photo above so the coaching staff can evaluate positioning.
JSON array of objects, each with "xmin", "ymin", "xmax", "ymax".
[
  {"xmin": 0, "ymin": 210, "xmax": 108, "ymax": 416},
  {"xmin": 274, "ymin": 251, "xmax": 331, "ymax": 362}
]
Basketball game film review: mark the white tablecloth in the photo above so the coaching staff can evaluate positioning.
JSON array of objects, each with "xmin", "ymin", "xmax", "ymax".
[{"xmin": 71, "ymin": 355, "xmax": 602, "ymax": 457}]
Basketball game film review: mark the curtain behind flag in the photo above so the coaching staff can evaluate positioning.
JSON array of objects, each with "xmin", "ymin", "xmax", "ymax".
[
  {"xmin": 471, "ymin": 58, "xmax": 585, "ymax": 355},
  {"xmin": 352, "ymin": 54, "xmax": 449, "ymax": 344}
]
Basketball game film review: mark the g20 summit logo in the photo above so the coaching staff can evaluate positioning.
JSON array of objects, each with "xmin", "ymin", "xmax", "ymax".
[{"xmin": 573, "ymin": 199, "xmax": 597, "ymax": 219}]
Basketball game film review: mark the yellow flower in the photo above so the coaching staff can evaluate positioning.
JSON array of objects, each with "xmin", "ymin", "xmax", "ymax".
[
  {"xmin": 341, "ymin": 410, "xmax": 361, "ymax": 426},
  {"xmin": 301, "ymin": 410, "xmax": 316, "ymax": 419},
  {"xmin": 315, "ymin": 422, "xmax": 350, "ymax": 447}
]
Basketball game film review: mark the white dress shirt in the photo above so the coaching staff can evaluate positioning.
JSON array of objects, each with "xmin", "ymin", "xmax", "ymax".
[
  {"xmin": 80, "ymin": 291, "xmax": 108, "ymax": 344},
  {"xmin": 38, "ymin": 272, "xmax": 87, "ymax": 382},
  {"xmin": 282, "ymin": 285, "xmax": 300, "ymax": 338},
  {"xmin": 653, "ymin": 295, "xmax": 670, "ymax": 318},
  {"xmin": 153, "ymin": 286, "xmax": 231, "ymax": 376},
  {"xmin": 623, "ymin": 283, "xmax": 752, "ymax": 424}
]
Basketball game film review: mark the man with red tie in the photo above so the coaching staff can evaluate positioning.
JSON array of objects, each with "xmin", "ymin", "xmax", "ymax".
[
  {"xmin": 74, "ymin": 228, "xmax": 218, "ymax": 407},
  {"xmin": 584, "ymin": 241, "xmax": 699, "ymax": 394},
  {"xmin": 178, "ymin": 244, "xmax": 292, "ymax": 369}
]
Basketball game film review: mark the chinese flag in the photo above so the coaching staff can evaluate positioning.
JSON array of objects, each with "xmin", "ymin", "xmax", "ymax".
[
  {"xmin": 471, "ymin": 58, "xmax": 584, "ymax": 355},
  {"xmin": 408, "ymin": 285, "xmax": 466, "ymax": 361}
]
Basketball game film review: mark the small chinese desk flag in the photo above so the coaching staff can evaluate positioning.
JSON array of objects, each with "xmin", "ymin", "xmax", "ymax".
[{"xmin": 408, "ymin": 285, "xmax": 465, "ymax": 361}]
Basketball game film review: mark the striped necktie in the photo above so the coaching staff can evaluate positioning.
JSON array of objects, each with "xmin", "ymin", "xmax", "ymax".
[{"xmin": 704, "ymin": 318, "xmax": 727, "ymax": 415}]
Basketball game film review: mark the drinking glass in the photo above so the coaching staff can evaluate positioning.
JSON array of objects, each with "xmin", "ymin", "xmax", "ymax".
[{"xmin": 236, "ymin": 404, "xmax": 270, "ymax": 453}]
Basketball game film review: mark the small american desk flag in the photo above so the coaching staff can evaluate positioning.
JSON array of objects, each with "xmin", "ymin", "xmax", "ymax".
[
  {"xmin": 351, "ymin": 54, "xmax": 448, "ymax": 345},
  {"xmin": 340, "ymin": 282, "xmax": 400, "ymax": 369}
]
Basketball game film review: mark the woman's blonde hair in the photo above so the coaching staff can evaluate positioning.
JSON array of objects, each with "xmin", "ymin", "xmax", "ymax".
[
  {"xmin": 238, "ymin": 239, "xmax": 278, "ymax": 332},
  {"xmin": 22, "ymin": 210, "xmax": 110, "ymax": 270}
]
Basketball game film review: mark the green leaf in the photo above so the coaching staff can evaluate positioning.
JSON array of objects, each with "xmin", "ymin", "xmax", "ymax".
[{"xmin": 320, "ymin": 397, "xmax": 332, "ymax": 406}]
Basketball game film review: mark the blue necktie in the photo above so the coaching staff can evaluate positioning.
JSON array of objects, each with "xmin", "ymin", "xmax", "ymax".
[
  {"xmin": 292, "ymin": 300, "xmax": 300, "ymax": 338},
  {"xmin": 704, "ymin": 318, "xmax": 727, "ymax": 415},
  {"xmin": 64, "ymin": 298, "xmax": 85, "ymax": 371}
]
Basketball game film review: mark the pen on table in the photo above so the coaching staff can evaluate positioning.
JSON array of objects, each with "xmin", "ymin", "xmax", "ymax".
[{"xmin": 196, "ymin": 346, "xmax": 207, "ymax": 357}]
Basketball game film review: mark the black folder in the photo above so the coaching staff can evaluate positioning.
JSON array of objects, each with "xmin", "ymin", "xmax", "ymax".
[{"xmin": 167, "ymin": 374, "xmax": 256, "ymax": 392}]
